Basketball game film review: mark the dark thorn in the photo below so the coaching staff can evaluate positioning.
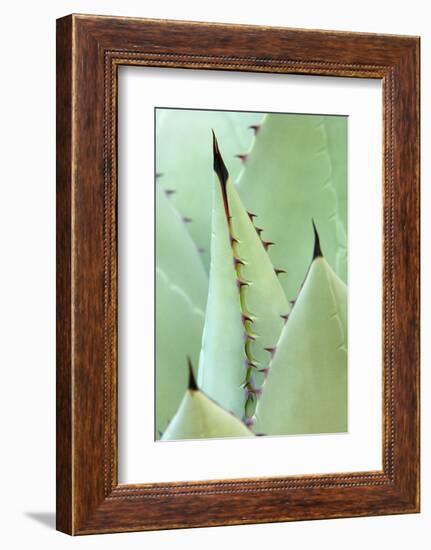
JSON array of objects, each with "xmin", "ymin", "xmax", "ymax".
[
  {"xmin": 157, "ymin": 430, "xmax": 163, "ymax": 438},
  {"xmin": 197, "ymin": 247, "xmax": 205, "ymax": 255},
  {"xmin": 258, "ymin": 367, "xmax": 269, "ymax": 378},
  {"xmin": 212, "ymin": 130, "xmax": 231, "ymax": 225},
  {"xmin": 280, "ymin": 313, "xmax": 289, "ymax": 324},
  {"xmin": 249, "ymin": 124, "xmax": 261, "ymax": 135},
  {"xmin": 262, "ymin": 241, "xmax": 275, "ymax": 251},
  {"xmin": 255, "ymin": 227, "xmax": 264, "ymax": 236},
  {"xmin": 212, "ymin": 130, "xmax": 229, "ymax": 186},
  {"xmin": 247, "ymin": 211, "xmax": 257, "ymax": 221},
  {"xmin": 235, "ymin": 153, "xmax": 248, "ymax": 164},
  {"xmin": 237, "ymin": 279, "xmax": 249, "ymax": 291},
  {"xmin": 212, "ymin": 130, "xmax": 229, "ymax": 185},
  {"xmin": 245, "ymin": 386, "xmax": 262, "ymax": 398},
  {"xmin": 230, "ymin": 235, "xmax": 239, "ymax": 247},
  {"xmin": 187, "ymin": 357, "xmax": 198, "ymax": 391},
  {"xmin": 243, "ymin": 330, "xmax": 256, "ymax": 342},
  {"xmin": 234, "ymin": 257, "xmax": 246, "ymax": 268},
  {"xmin": 290, "ymin": 300, "xmax": 296, "ymax": 308},
  {"xmin": 312, "ymin": 219, "xmax": 323, "ymax": 259},
  {"xmin": 242, "ymin": 313, "xmax": 254, "ymax": 325},
  {"xmin": 264, "ymin": 347, "xmax": 277, "ymax": 358},
  {"xmin": 246, "ymin": 360, "xmax": 258, "ymax": 370},
  {"xmin": 244, "ymin": 387, "xmax": 253, "ymax": 399},
  {"xmin": 274, "ymin": 268, "xmax": 287, "ymax": 276},
  {"xmin": 155, "ymin": 172, "xmax": 163, "ymax": 179},
  {"xmin": 255, "ymin": 432, "xmax": 266, "ymax": 436},
  {"xmin": 164, "ymin": 188, "xmax": 176, "ymax": 197},
  {"xmin": 240, "ymin": 376, "xmax": 251, "ymax": 390},
  {"xmin": 182, "ymin": 216, "xmax": 193, "ymax": 224}
]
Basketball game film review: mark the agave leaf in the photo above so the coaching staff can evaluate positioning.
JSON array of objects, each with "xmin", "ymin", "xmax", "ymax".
[
  {"xmin": 254, "ymin": 227, "xmax": 347, "ymax": 435},
  {"xmin": 156, "ymin": 183, "xmax": 208, "ymax": 307},
  {"xmin": 156, "ymin": 109, "xmax": 264, "ymax": 270},
  {"xmin": 198, "ymin": 134, "xmax": 290, "ymax": 422},
  {"xmin": 323, "ymin": 116, "xmax": 348, "ymax": 232},
  {"xmin": 197, "ymin": 150, "xmax": 245, "ymax": 419},
  {"xmin": 155, "ymin": 268, "xmax": 205, "ymax": 438},
  {"xmin": 323, "ymin": 116, "xmax": 348, "ymax": 280},
  {"xmin": 227, "ymin": 175, "xmax": 291, "ymax": 419},
  {"xmin": 236, "ymin": 113, "xmax": 348, "ymax": 302},
  {"xmin": 155, "ymin": 185, "xmax": 208, "ymax": 436},
  {"xmin": 162, "ymin": 362, "xmax": 254, "ymax": 441}
]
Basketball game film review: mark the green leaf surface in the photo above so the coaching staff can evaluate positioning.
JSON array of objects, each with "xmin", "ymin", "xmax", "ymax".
[
  {"xmin": 254, "ymin": 250, "xmax": 348, "ymax": 435},
  {"xmin": 198, "ymin": 136, "xmax": 290, "ymax": 422},
  {"xmin": 156, "ymin": 109, "xmax": 264, "ymax": 270},
  {"xmin": 324, "ymin": 116, "xmax": 348, "ymax": 231},
  {"xmin": 155, "ymin": 268, "xmax": 205, "ymax": 438},
  {"xmin": 161, "ymin": 367, "xmax": 254, "ymax": 441},
  {"xmin": 197, "ymin": 170, "xmax": 245, "ymax": 419},
  {"xmin": 155, "ymin": 184, "xmax": 208, "ymax": 436},
  {"xmin": 156, "ymin": 183, "xmax": 208, "ymax": 307},
  {"xmin": 227, "ymin": 176, "xmax": 290, "ymax": 415},
  {"xmin": 236, "ymin": 113, "xmax": 348, "ymax": 302}
]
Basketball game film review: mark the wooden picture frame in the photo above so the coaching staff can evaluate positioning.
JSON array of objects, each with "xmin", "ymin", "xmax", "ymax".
[{"xmin": 56, "ymin": 14, "xmax": 420, "ymax": 535}]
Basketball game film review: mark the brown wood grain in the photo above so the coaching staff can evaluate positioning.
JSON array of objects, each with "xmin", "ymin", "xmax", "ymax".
[
  {"xmin": 56, "ymin": 14, "xmax": 420, "ymax": 535},
  {"xmin": 56, "ymin": 15, "xmax": 73, "ymax": 535}
]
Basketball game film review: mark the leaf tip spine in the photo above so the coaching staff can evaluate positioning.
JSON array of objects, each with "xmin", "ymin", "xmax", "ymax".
[
  {"xmin": 212, "ymin": 130, "xmax": 229, "ymax": 189},
  {"xmin": 187, "ymin": 357, "xmax": 198, "ymax": 392},
  {"xmin": 312, "ymin": 219, "xmax": 323, "ymax": 259}
]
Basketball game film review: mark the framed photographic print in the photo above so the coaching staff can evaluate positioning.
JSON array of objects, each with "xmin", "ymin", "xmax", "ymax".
[{"xmin": 56, "ymin": 14, "xmax": 420, "ymax": 535}]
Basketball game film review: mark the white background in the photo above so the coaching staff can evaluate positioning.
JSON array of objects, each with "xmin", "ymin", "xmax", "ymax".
[
  {"xmin": 0, "ymin": 0, "xmax": 428, "ymax": 548},
  {"xmin": 119, "ymin": 68, "xmax": 382, "ymax": 483}
]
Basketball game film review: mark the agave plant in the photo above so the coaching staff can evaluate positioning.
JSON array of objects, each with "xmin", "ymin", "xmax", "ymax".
[
  {"xmin": 156, "ymin": 108, "xmax": 263, "ymax": 270},
  {"xmin": 155, "ymin": 110, "xmax": 347, "ymax": 440},
  {"xmin": 161, "ymin": 359, "xmax": 254, "ymax": 441}
]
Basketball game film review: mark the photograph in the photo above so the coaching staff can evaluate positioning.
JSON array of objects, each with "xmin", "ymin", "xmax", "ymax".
[
  {"xmin": 0, "ymin": 0, "xmax": 424, "ymax": 545},
  {"xmin": 155, "ymin": 108, "xmax": 348, "ymax": 441},
  {"xmin": 50, "ymin": 10, "xmax": 420, "ymax": 537}
]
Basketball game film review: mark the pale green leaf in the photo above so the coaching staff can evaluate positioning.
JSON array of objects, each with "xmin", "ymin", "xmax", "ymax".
[
  {"xmin": 236, "ymin": 113, "xmax": 348, "ymax": 302},
  {"xmin": 162, "ymin": 366, "xmax": 254, "ymax": 441},
  {"xmin": 156, "ymin": 109, "xmax": 264, "ymax": 270},
  {"xmin": 198, "ymin": 135, "xmax": 290, "ymax": 421},
  {"xmin": 254, "ymin": 243, "xmax": 348, "ymax": 435}
]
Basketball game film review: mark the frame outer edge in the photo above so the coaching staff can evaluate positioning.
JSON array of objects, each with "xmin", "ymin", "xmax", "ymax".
[
  {"xmin": 392, "ymin": 38, "xmax": 420, "ymax": 511},
  {"xmin": 56, "ymin": 14, "xmax": 74, "ymax": 535},
  {"xmin": 56, "ymin": 14, "xmax": 421, "ymax": 535}
]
